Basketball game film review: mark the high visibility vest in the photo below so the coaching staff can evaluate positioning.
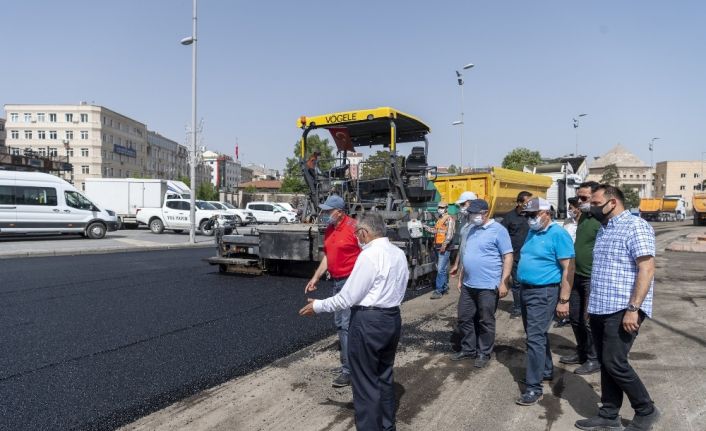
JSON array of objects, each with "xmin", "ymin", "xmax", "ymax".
[{"xmin": 434, "ymin": 215, "xmax": 450, "ymax": 245}]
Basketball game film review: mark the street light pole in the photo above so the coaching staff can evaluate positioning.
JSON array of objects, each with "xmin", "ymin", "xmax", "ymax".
[
  {"xmin": 573, "ymin": 113, "xmax": 587, "ymax": 156},
  {"xmin": 455, "ymin": 63, "xmax": 473, "ymax": 172},
  {"xmin": 649, "ymin": 137, "xmax": 659, "ymax": 169},
  {"xmin": 181, "ymin": 0, "xmax": 198, "ymax": 244}
]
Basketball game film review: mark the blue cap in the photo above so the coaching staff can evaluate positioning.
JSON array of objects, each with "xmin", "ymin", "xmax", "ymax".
[
  {"xmin": 455, "ymin": 191, "xmax": 478, "ymax": 205},
  {"xmin": 320, "ymin": 194, "xmax": 345, "ymax": 210},
  {"xmin": 468, "ymin": 199, "xmax": 489, "ymax": 213}
]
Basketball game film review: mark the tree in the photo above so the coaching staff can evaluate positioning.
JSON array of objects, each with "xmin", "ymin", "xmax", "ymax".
[
  {"xmin": 196, "ymin": 182, "xmax": 219, "ymax": 201},
  {"xmin": 623, "ymin": 188, "xmax": 641, "ymax": 210},
  {"xmin": 600, "ymin": 163, "xmax": 621, "ymax": 186},
  {"xmin": 359, "ymin": 150, "xmax": 405, "ymax": 180},
  {"xmin": 280, "ymin": 135, "xmax": 335, "ymax": 193},
  {"xmin": 447, "ymin": 164, "xmax": 458, "ymax": 174},
  {"xmin": 501, "ymin": 147, "xmax": 542, "ymax": 171},
  {"xmin": 178, "ymin": 176, "xmax": 190, "ymax": 187}
]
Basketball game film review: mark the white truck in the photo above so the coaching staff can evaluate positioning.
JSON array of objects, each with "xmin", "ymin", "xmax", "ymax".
[
  {"xmin": 525, "ymin": 163, "xmax": 583, "ymax": 219},
  {"xmin": 135, "ymin": 199, "xmax": 232, "ymax": 235},
  {"xmin": 84, "ymin": 178, "xmax": 191, "ymax": 229}
]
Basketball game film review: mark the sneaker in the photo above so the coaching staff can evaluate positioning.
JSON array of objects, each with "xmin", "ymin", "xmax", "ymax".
[
  {"xmin": 575, "ymin": 360, "xmax": 601, "ymax": 375},
  {"xmin": 430, "ymin": 291, "xmax": 444, "ymax": 300},
  {"xmin": 554, "ymin": 318, "xmax": 570, "ymax": 328},
  {"xmin": 625, "ymin": 407, "xmax": 661, "ymax": 431},
  {"xmin": 574, "ymin": 415, "xmax": 623, "ymax": 430},
  {"xmin": 451, "ymin": 351, "xmax": 477, "ymax": 361},
  {"xmin": 332, "ymin": 373, "xmax": 351, "ymax": 388},
  {"xmin": 560, "ymin": 353, "xmax": 584, "ymax": 365},
  {"xmin": 474, "ymin": 354, "xmax": 491, "ymax": 368},
  {"xmin": 515, "ymin": 390, "xmax": 543, "ymax": 406}
]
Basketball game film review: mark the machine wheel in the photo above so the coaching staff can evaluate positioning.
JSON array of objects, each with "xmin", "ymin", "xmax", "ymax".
[
  {"xmin": 279, "ymin": 217, "xmax": 288, "ymax": 224},
  {"xmin": 150, "ymin": 218, "xmax": 165, "ymax": 234},
  {"xmin": 200, "ymin": 219, "xmax": 215, "ymax": 236},
  {"xmin": 219, "ymin": 264, "xmax": 227, "ymax": 273},
  {"xmin": 173, "ymin": 229, "xmax": 184, "ymax": 233},
  {"xmin": 86, "ymin": 222, "xmax": 107, "ymax": 239},
  {"xmin": 234, "ymin": 215, "xmax": 242, "ymax": 225}
]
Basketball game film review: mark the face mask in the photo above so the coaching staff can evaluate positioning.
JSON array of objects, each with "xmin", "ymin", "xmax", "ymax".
[
  {"xmin": 471, "ymin": 215, "xmax": 484, "ymax": 226},
  {"xmin": 321, "ymin": 212, "xmax": 337, "ymax": 225},
  {"xmin": 438, "ymin": 208, "xmax": 447, "ymax": 215},
  {"xmin": 579, "ymin": 202, "xmax": 591, "ymax": 213},
  {"xmin": 567, "ymin": 210, "xmax": 576, "ymax": 220},
  {"xmin": 528, "ymin": 216, "xmax": 543, "ymax": 231},
  {"xmin": 590, "ymin": 201, "xmax": 614, "ymax": 224}
]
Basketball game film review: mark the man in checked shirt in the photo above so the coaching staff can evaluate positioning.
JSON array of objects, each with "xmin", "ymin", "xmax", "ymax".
[{"xmin": 575, "ymin": 184, "xmax": 660, "ymax": 431}]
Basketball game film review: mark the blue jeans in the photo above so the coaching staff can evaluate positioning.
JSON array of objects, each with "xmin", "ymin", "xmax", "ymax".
[
  {"xmin": 333, "ymin": 277, "xmax": 351, "ymax": 375},
  {"xmin": 521, "ymin": 284, "xmax": 559, "ymax": 393},
  {"xmin": 435, "ymin": 249, "xmax": 451, "ymax": 293}
]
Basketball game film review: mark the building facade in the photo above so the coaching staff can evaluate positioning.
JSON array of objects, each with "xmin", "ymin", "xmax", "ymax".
[
  {"xmin": 587, "ymin": 144, "xmax": 653, "ymax": 197},
  {"xmin": 246, "ymin": 163, "xmax": 280, "ymax": 180},
  {"xmin": 241, "ymin": 166, "xmax": 254, "ymax": 184},
  {"xmin": 147, "ymin": 131, "xmax": 188, "ymax": 181},
  {"xmin": 654, "ymin": 161, "xmax": 704, "ymax": 211},
  {"xmin": 0, "ymin": 117, "xmax": 6, "ymax": 147},
  {"xmin": 202, "ymin": 150, "xmax": 241, "ymax": 192},
  {"xmin": 347, "ymin": 152, "xmax": 364, "ymax": 179}
]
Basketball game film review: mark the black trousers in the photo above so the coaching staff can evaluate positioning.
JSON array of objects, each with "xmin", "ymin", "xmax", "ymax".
[
  {"xmin": 458, "ymin": 287, "xmax": 499, "ymax": 356},
  {"xmin": 348, "ymin": 307, "xmax": 401, "ymax": 431},
  {"xmin": 590, "ymin": 310, "xmax": 654, "ymax": 419},
  {"xmin": 569, "ymin": 274, "xmax": 598, "ymax": 361}
]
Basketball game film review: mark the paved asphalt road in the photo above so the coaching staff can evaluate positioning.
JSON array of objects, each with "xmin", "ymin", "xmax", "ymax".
[{"xmin": 0, "ymin": 248, "xmax": 356, "ymax": 431}]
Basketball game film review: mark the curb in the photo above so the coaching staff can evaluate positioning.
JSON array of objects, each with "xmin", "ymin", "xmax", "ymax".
[{"xmin": 0, "ymin": 242, "xmax": 214, "ymax": 260}]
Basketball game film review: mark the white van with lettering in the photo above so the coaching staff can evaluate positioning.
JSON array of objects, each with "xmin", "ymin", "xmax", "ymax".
[{"xmin": 0, "ymin": 171, "xmax": 118, "ymax": 239}]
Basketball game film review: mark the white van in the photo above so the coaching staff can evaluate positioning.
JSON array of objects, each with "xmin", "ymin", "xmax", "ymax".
[{"xmin": 0, "ymin": 171, "xmax": 118, "ymax": 239}]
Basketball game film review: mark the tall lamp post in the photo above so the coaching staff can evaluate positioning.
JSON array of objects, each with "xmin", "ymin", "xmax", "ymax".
[
  {"xmin": 455, "ymin": 63, "xmax": 474, "ymax": 172},
  {"xmin": 181, "ymin": 0, "xmax": 198, "ymax": 244},
  {"xmin": 572, "ymin": 113, "xmax": 587, "ymax": 156},
  {"xmin": 649, "ymin": 137, "xmax": 659, "ymax": 168}
]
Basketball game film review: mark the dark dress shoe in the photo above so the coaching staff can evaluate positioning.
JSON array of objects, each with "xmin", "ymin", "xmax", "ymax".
[
  {"xmin": 451, "ymin": 351, "xmax": 477, "ymax": 361},
  {"xmin": 474, "ymin": 354, "xmax": 491, "ymax": 368},
  {"xmin": 559, "ymin": 353, "xmax": 583, "ymax": 365},
  {"xmin": 575, "ymin": 415, "xmax": 622, "ymax": 430},
  {"xmin": 332, "ymin": 373, "xmax": 351, "ymax": 388},
  {"xmin": 575, "ymin": 360, "xmax": 601, "ymax": 375},
  {"xmin": 515, "ymin": 390, "xmax": 543, "ymax": 406},
  {"xmin": 625, "ymin": 407, "xmax": 661, "ymax": 431}
]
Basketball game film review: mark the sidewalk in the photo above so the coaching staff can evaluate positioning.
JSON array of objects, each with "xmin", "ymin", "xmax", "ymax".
[
  {"xmin": 666, "ymin": 228, "xmax": 706, "ymax": 253},
  {"xmin": 0, "ymin": 229, "xmax": 214, "ymax": 259},
  {"xmin": 121, "ymin": 266, "xmax": 703, "ymax": 430}
]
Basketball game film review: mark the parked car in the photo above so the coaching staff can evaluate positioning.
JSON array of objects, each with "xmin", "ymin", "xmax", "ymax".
[
  {"xmin": 245, "ymin": 201, "xmax": 297, "ymax": 224},
  {"xmin": 136, "ymin": 199, "xmax": 232, "ymax": 235},
  {"xmin": 0, "ymin": 171, "xmax": 118, "ymax": 239},
  {"xmin": 207, "ymin": 201, "xmax": 256, "ymax": 225}
]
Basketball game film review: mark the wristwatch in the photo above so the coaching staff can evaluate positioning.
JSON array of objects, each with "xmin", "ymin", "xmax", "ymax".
[
  {"xmin": 559, "ymin": 297, "xmax": 570, "ymax": 305},
  {"xmin": 627, "ymin": 303, "xmax": 640, "ymax": 312}
]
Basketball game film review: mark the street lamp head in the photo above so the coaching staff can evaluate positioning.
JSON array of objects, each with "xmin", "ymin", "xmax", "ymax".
[
  {"xmin": 180, "ymin": 36, "xmax": 195, "ymax": 45},
  {"xmin": 452, "ymin": 121, "xmax": 463, "ymax": 126},
  {"xmin": 463, "ymin": 63, "xmax": 474, "ymax": 70},
  {"xmin": 578, "ymin": 113, "xmax": 587, "ymax": 117}
]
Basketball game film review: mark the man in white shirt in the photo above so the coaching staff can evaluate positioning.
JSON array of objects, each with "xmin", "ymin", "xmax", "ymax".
[{"xmin": 300, "ymin": 213, "xmax": 409, "ymax": 431}]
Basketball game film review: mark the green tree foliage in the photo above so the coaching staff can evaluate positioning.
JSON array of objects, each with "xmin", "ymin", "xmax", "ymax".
[
  {"xmin": 623, "ymin": 188, "xmax": 641, "ymax": 209},
  {"xmin": 501, "ymin": 147, "xmax": 542, "ymax": 171},
  {"xmin": 196, "ymin": 182, "xmax": 220, "ymax": 201},
  {"xmin": 447, "ymin": 164, "xmax": 458, "ymax": 174},
  {"xmin": 600, "ymin": 163, "xmax": 621, "ymax": 186},
  {"xmin": 280, "ymin": 135, "xmax": 335, "ymax": 193},
  {"xmin": 359, "ymin": 150, "xmax": 405, "ymax": 180},
  {"xmin": 178, "ymin": 176, "xmax": 190, "ymax": 187}
]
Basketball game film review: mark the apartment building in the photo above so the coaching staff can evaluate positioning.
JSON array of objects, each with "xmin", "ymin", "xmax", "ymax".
[
  {"xmin": 202, "ymin": 150, "xmax": 241, "ymax": 191},
  {"xmin": 147, "ymin": 131, "xmax": 189, "ymax": 180},
  {"xmin": 654, "ymin": 160, "xmax": 704, "ymax": 211},
  {"xmin": 0, "ymin": 117, "xmax": 6, "ymax": 147}
]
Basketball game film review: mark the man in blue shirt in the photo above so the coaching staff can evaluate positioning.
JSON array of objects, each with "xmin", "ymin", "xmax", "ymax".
[
  {"xmin": 450, "ymin": 199, "xmax": 513, "ymax": 369},
  {"xmin": 516, "ymin": 197, "xmax": 575, "ymax": 406}
]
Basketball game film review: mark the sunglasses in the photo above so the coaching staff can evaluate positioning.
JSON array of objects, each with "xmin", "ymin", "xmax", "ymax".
[
  {"xmin": 522, "ymin": 211, "xmax": 540, "ymax": 218},
  {"xmin": 577, "ymin": 195, "xmax": 591, "ymax": 202}
]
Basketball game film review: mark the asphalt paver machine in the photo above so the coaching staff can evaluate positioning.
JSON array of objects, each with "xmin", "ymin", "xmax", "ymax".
[{"xmin": 208, "ymin": 107, "xmax": 440, "ymax": 288}]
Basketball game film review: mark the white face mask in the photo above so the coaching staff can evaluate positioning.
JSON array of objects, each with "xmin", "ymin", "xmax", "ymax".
[
  {"xmin": 437, "ymin": 208, "xmax": 447, "ymax": 215},
  {"xmin": 567, "ymin": 210, "xmax": 576, "ymax": 220},
  {"xmin": 471, "ymin": 214, "xmax": 484, "ymax": 226},
  {"xmin": 579, "ymin": 202, "xmax": 591, "ymax": 213},
  {"xmin": 528, "ymin": 216, "xmax": 543, "ymax": 231}
]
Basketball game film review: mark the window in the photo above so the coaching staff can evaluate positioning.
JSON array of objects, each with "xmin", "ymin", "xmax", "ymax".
[
  {"xmin": 65, "ymin": 113, "xmax": 73, "ymax": 122},
  {"xmin": 81, "ymin": 148, "xmax": 89, "ymax": 157},
  {"xmin": 49, "ymin": 130, "xmax": 57, "ymax": 140},
  {"xmin": 38, "ymin": 130, "xmax": 46, "ymax": 139},
  {"xmin": 15, "ymin": 186, "xmax": 58, "ymax": 206},
  {"xmin": 80, "ymin": 113, "xmax": 88, "ymax": 123},
  {"xmin": 680, "ymin": 185, "xmax": 686, "ymax": 190},
  {"xmin": 37, "ymin": 113, "xmax": 45, "ymax": 122},
  {"xmin": 48, "ymin": 148, "xmax": 58, "ymax": 157},
  {"xmin": 0, "ymin": 185, "xmax": 13, "ymax": 204},
  {"xmin": 24, "ymin": 113, "xmax": 32, "ymax": 122},
  {"xmin": 629, "ymin": 175, "xmax": 634, "ymax": 179},
  {"xmin": 64, "ymin": 191, "xmax": 95, "ymax": 210},
  {"xmin": 65, "ymin": 130, "xmax": 74, "ymax": 140},
  {"xmin": 38, "ymin": 148, "xmax": 47, "ymax": 156},
  {"xmin": 24, "ymin": 130, "xmax": 32, "ymax": 139},
  {"xmin": 80, "ymin": 130, "xmax": 88, "ymax": 140},
  {"xmin": 681, "ymin": 173, "xmax": 687, "ymax": 178},
  {"xmin": 81, "ymin": 165, "xmax": 90, "ymax": 174},
  {"xmin": 10, "ymin": 113, "xmax": 18, "ymax": 122},
  {"xmin": 11, "ymin": 130, "xmax": 19, "ymax": 139},
  {"xmin": 49, "ymin": 113, "xmax": 57, "ymax": 123},
  {"xmin": 166, "ymin": 201, "xmax": 181, "ymax": 210},
  {"xmin": 67, "ymin": 148, "xmax": 74, "ymax": 157},
  {"xmin": 695, "ymin": 173, "xmax": 701, "ymax": 179}
]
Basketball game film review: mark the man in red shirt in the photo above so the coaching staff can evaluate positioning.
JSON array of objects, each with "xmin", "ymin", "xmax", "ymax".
[{"xmin": 305, "ymin": 194, "xmax": 361, "ymax": 387}]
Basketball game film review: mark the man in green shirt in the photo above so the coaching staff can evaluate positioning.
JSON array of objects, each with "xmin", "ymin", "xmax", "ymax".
[{"xmin": 560, "ymin": 181, "xmax": 602, "ymax": 375}]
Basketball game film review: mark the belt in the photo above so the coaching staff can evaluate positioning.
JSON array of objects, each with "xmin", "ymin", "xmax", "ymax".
[
  {"xmin": 522, "ymin": 283, "xmax": 559, "ymax": 289},
  {"xmin": 351, "ymin": 305, "xmax": 400, "ymax": 312},
  {"xmin": 331, "ymin": 276, "xmax": 349, "ymax": 282}
]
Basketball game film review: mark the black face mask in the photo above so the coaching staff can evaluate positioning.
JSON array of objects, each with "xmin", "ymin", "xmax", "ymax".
[{"xmin": 590, "ymin": 201, "xmax": 614, "ymax": 224}]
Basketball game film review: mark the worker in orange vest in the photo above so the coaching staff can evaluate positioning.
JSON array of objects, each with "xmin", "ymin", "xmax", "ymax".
[{"xmin": 424, "ymin": 202, "xmax": 456, "ymax": 299}]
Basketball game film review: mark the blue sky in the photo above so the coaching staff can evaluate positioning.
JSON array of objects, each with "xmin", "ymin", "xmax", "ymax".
[{"xmin": 2, "ymin": 1, "xmax": 705, "ymax": 171}]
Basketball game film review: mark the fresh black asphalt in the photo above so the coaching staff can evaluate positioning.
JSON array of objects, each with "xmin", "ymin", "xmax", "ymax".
[{"xmin": 0, "ymin": 248, "xmax": 353, "ymax": 431}]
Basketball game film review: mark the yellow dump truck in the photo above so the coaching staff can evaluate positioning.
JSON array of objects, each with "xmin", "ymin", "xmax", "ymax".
[
  {"xmin": 639, "ymin": 197, "xmax": 686, "ymax": 222},
  {"xmin": 433, "ymin": 167, "xmax": 553, "ymax": 217},
  {"xmin": 693, "ymin": 193, "xmax": 706, "ymax": 226}
]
